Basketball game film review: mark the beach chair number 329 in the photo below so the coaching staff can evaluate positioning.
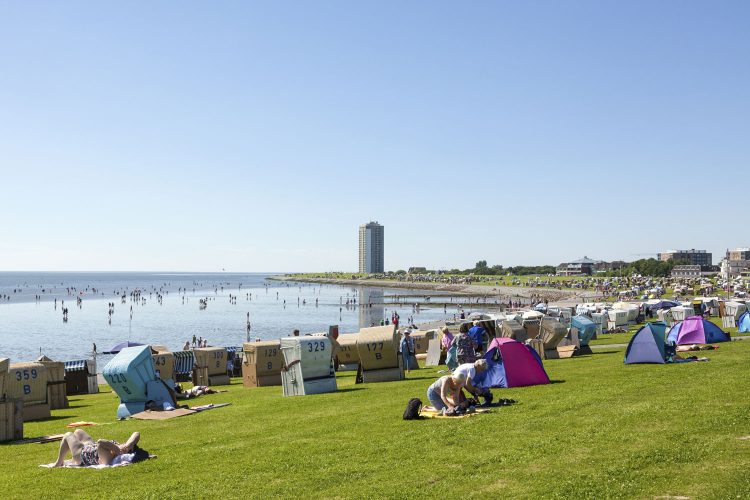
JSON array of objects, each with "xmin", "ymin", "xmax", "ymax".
[{"xmin": 308, "ymin": 341, "xmax": 326, "ymax": 352}]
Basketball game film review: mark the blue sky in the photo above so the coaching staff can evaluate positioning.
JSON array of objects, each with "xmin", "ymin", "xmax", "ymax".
[{"xmin": 1, "ymin": 1, "xmax": 748, "ymax": 272}]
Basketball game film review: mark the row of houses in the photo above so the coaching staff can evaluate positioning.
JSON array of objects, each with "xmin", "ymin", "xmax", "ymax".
[{"xmin": 557, "ymin": 248, "xmax": 750, "ymax": 278}]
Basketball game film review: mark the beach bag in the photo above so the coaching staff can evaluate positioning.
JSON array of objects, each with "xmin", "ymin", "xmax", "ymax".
[{"xmin": 403, "ymin": 398, "xmax": 423, "ymax": 420}]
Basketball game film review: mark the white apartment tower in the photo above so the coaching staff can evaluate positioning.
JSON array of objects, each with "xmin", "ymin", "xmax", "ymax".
[{"xmin": 358, "ymin": 221, "xmax": 384, "ymax": 274}]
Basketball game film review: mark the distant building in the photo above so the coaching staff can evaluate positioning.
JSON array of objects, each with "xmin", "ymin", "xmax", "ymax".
[
  {"xmin": 358, "ymin": 221, "xmax": 384, "ymax": 274},
  {"xmin": 721, "ymin": 248, "xmax": 750, "ymax": 279},
  {"xmin": 556, "ymin": 256, "xmax": 602, "ymax": 276},
  {"xmin": 729, "ymin": 248, "xmax": 750, "ymax": 261},
  {"xmin": 658, "ymin": 249, "xmax": 712, "ymax": 269},
  {"xmin": 671, "ymin": 265, "xmax": 701, "ymax": 278},
  {"xmin": 595, "ymin": 260, "xmax": 628, "ymax": 272}
]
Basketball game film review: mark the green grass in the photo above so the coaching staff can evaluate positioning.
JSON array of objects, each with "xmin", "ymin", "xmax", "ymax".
[
  {"xmin": 3, "ymin": 341, "xmax": 750, "ymax": 499},
  {"xmin": 283, "ymin": 272, "xmax": 596, "ymax": 290}
]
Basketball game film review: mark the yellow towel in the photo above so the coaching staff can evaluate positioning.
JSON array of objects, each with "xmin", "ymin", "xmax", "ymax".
[{"xmin": 419, "ymin": 408, "xmax": 491, "ymax": 419}]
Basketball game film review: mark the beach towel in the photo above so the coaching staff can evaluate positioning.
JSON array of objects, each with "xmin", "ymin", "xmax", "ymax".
[
  {"xmin": 419, "ymin": 406, "xmax": 491, "ymax": 419},
  {"xmin": 671, "ymin": 357, "xmax": 709, "ymax": 363},
  {"xmin": 130, "ymin": 402, "xmax": 230, "ymax": 420},
  {"xmin": 40, "ymin": 454, "xmax": 156, "ymax": 469},
  {"xmin": 66, "ymin": 421, "xmax": 98, "ymax": 428}
]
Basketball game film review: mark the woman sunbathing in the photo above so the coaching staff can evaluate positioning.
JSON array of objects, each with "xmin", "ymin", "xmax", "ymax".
[
  {"xmin": 174, "ymin": 384, "xmax": 220, "ymax": 399},
  {"xmin": 52, "ymin": 430, "xmax": 141, "ymax": 467},
  {"xmin": 676, "ymin": 344, "xmax": 719, "ymax": 352}
]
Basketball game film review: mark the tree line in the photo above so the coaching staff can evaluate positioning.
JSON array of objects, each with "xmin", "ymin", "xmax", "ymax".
[{"xmin": 399, "ymin": 258, "xmax": 689, "ymax": 277}]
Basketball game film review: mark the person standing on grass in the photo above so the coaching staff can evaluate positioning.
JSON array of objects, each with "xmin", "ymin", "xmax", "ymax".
[
  {"xmin": 400, "ymin": 329, "xmax": 415, "ymax": 373},
  {"xmin": 468, "ymin": 320, "xmax": 486, "ymax": 354},
  {"xmin": 452, "ymin": 323, "xmax": 477, "ymax": 365}
]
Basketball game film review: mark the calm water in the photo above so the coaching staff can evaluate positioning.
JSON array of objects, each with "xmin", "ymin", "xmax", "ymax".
[{"xmin": 0, "ymin": 272, "xmax": 459, "ymax": 363}]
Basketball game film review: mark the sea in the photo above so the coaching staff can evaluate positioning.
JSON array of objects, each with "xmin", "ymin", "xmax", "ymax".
[{"xmin": 0, "ymin": 272, "xmax": 462, "ymax": 365}]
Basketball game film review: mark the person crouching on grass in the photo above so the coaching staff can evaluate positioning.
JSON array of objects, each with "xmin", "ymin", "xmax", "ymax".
[
  {"xmin": 426, "ymin": 372, "xmax": 466, "ymax": 415},
  {"xmin": 453, "ymin": 359, "xmax": 493, "ymax": 406}
]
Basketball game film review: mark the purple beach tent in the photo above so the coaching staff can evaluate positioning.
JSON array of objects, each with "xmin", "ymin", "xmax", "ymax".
[
  {"xmin": 666, "ymin": 317, "xmax": 730, "ymax": 345},
  {"xmin": 624, "ymin": 322, "xmax": 668, "ymax": 364},
  {"xmin": 475, "ymin": 337, "xmax": 550, "ymax": 389}
]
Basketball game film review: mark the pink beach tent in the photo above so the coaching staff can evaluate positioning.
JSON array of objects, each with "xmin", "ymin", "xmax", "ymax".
[
  {"xmin": 666, "ymin": 317, "xmax": 730, "ymax": 345},
  {"xmin": 476, "ymin": 337, "xmax": 550, "ymax": 389}
]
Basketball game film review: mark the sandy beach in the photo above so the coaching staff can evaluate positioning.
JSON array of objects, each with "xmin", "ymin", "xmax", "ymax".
[{"xmin": 271, "ymin": 275, "xmax": 581, "ymax": 303}]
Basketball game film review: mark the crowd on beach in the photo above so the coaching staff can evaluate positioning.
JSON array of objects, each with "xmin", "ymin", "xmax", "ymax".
[{"xmin": 183, "ymin": 335, "xmax": 210, "ymax": 350}]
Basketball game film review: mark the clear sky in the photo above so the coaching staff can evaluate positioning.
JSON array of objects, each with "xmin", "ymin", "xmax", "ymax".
[{"xmin": 1, "ymin": 1, "xmax": 748, "ymax": 272}]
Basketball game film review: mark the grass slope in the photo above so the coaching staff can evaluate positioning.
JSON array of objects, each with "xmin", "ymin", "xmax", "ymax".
[{"xmin": 2, "ymin": 342, "xmax": 750, "ymax": 499}]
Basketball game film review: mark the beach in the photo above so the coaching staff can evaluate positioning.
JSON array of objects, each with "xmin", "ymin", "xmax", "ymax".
[{"xmin": 271, "ymin": 274, "xmax": 581, "ymax": 302}]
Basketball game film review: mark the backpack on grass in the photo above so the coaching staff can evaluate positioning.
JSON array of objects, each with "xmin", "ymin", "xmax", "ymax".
[{"xmin": 403, "ymin": 398, "xmax": 423, "ymax": 420}]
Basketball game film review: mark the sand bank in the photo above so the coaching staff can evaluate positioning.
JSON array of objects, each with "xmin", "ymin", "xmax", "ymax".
[{"xmin": 271, "ymin": 275, "xmax": 578, "ymax": 302}]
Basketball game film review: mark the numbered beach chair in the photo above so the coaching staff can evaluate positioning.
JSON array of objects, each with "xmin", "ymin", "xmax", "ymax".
[
  {"xmin": 242, "ymin": 341, "xmax": 283, "ymax": 387},
  {"xmin": 103, "ymin": 345, "xmax": 176, "ymax": 419},
  {"xmin": 280, "ymin": 336, "xmax": 337, "ymax": 396},
  {"xmin": 7, "ymin": 362, "xmax": 50, "ymax": 421},
  {"xmin": 355, "ymin": 325, "xmax": 403, "ymax": 383}
]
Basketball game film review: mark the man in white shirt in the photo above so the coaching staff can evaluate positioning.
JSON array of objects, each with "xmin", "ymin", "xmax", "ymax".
[{"xmin": 453, "ymin": 359, "xmax": 488, "ymax": 398}]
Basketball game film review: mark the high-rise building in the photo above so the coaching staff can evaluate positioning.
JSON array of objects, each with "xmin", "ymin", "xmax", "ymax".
[
  {"xmin": 657, "ymin": 249, "xmax": 712, "ymax": 269},
  {"xmin": 721, "ymin": 248, "xmax": 750, "ymax": 279},
  {"xmin": 358, "ymin": 221, "xmax": 384, "ymax": 273},
  {"xmin": 729, "ymin": 248, "xmax": 750, "ymax": 261}
]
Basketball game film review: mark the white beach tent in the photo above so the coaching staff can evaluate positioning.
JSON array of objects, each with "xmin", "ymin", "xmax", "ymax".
[
  {"xmin": 607, "ymin": 309, "xmax": 629, "ymax": 328},
  {"xmin": 657, "ymin": 308, "xmax": 674, "ymax": 325},
  {"xmin": 591, "ymin": 312, "xmax": 608, "ymax": 335},
  {"xmin": 670, "ymin": 306, "xmax": 695, "ymax": 321},
  {"xmin": 612, "ymin": 302, "xmax": 640, "ymax": 322},
  {"xmin": 724, "ymin": 301, "xmax": 747, "ymax": 321},
  {"xmin": 576, "ymin": 304, "xmax": 594, "ymax": 316}
]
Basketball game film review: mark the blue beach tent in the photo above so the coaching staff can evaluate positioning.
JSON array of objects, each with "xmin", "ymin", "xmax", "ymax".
[
  {"xmin": 738, "ymin": 311, "xmax": 750, "ymax": 333},
  {"xmin": 737, "ymin": 311, "xmax": 750, "ymax": 333},
  {"xmin": 624, "ymin": 322, "xmax": 668, "ymax": 364},
  {"xmin": 645, "ymin": 300, "xmax": 678, "ymax": 313}
]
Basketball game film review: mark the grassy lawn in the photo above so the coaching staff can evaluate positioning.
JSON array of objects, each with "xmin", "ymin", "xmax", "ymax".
[{"xmin": 2, "ymin": 340, "xmax": 750, "ymax": 499}]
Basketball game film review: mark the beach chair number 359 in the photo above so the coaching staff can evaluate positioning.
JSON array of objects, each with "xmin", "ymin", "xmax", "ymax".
[{"xmin": 15, "ymin": 369, "xmax": 38, "ymax": 395}]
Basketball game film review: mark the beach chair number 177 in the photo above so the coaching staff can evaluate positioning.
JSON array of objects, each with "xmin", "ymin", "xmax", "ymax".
[{"xmin": 366, "ymin": 342, "xmax": 384, "ymax": 360}]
